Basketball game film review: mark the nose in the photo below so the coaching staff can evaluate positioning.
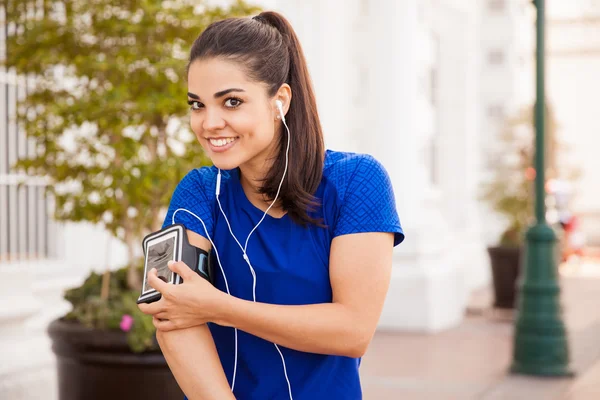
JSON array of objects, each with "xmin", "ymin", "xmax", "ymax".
[{"xmin": 202, "ymin": 108, "xmax": 226, "ymax": 131}]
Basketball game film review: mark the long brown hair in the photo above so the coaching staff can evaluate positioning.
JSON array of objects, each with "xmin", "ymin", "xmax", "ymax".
[{"xmin": 187, "ymin": 11, "xmax": 325, "ymax": 226}]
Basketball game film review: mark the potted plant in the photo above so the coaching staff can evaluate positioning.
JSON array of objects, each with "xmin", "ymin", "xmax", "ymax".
[
  {"xmin": 482, "ymin": 105, "xmax": 559, "ymax": 309},
  {"xmin": 5, "ymin": 1, "xmax": 259, "ymax": 399}
]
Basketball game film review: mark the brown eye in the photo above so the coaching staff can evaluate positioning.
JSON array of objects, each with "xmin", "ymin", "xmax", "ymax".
[
  {"xmin": 188, "ymin": 100, "xmax": 203, "ymax": 111},
  {"xmin": 225, "ymin": 97, "xmax": 243, "ymax": 108}
]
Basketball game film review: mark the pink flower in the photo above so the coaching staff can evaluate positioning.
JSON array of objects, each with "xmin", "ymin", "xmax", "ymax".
[{"xmin": 119, "ymin": 314, "xmax": 134, "ymax": 332}]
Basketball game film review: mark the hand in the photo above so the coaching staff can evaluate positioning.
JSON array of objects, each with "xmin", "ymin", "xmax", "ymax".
[{"xmin": 137, "ymin": 260, "xmax": 225, "ymax": 332}]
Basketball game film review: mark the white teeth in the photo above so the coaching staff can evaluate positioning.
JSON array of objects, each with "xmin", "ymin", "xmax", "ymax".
[{"xmin": 209, "ymin": 137, "xmax": 236, "ymax": 147}]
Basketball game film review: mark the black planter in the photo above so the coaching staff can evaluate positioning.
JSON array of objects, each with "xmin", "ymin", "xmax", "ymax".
[
  {"xmin": 487, "ymin": 246, "xmax": 522, "ymax": 309},
  {"xmin": 48, "ymin": 318, "xmax": 184, "ymax": 400}
]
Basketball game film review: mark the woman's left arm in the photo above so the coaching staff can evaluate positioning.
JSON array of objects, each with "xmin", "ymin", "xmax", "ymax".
[
  {"xmin": 141, "ymin": 231, "xmax": 394, "ymax": 358},
  {"xmin": 215, "ymin": 231, "xmax": 394, "ymax": 358}
]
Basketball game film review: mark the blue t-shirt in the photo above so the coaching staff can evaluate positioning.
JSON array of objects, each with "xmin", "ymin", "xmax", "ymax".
[{"xmin": 163, "ymin": 149, "xmax": 404, "ymax": 400}]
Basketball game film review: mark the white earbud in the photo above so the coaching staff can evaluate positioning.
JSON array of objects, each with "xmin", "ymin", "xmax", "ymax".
[
  {"xmin": 275, "ymin": 99, "xmax": 285, "ymax": 121},
  {"xmin": 215, "ymin": 170, "xmax": 222, "ymax": 196}
]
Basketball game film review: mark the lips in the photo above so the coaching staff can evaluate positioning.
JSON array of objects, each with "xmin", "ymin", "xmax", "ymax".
[
  {"xmin": 209, "ymin": 137, "xmax": 237, "ymax": 147},
  {"xmin": 206, "ymin": 136, "xmax": 239, "ymax": 153}
]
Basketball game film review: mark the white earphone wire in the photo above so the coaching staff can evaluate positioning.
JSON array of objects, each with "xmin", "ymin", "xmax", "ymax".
[
  {"xmin": 171, "ymin": 103, "xmax": 293, "ymax": 399},
  {"xmin": 215, "ymin": 105, "xmax": 293, "ymax": 399}
]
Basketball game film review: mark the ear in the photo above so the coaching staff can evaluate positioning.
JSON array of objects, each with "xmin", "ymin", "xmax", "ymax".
[{"xmin": 273, "ymin": 83, "xmax": 292, "ymax": 119}]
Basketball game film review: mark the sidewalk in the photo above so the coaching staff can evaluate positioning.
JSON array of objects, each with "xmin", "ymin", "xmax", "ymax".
[{"xmin": 360, "ymin": 258, "xmax": 600, "ymax": 400}]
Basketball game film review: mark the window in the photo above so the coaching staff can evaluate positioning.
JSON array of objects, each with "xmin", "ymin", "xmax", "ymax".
[
  {"xmin": 0, "ymin": 7, "xmax": 57, "ymax": 263},
  {"xmin": 487, "ymin": 104, "xmax": 505, "ymax": 120},
  {"xmin": 427, "ymin": 136, "xmax": 439, "ymax": 186},
  {"xmin": 360, "ymin": 0, "xmax": 369, "ymax": 16},
  {"xmin": 427, "ymin": 32, "xmax": 440, "ymax": 185},
  {"xmin": 488, "ymin": 0, "xmax": 506, "ymax": 12},
  {"xmin": 487, "ymin": 50, "xmax": 505, "ymax": 65},
  {"xmin": 429, "ymin": 34, "xmax": 440, "ymax": 107}
]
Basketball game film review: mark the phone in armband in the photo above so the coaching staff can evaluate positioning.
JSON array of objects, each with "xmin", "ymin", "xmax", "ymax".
[{"xmin": 137, "ymin": 223, "xmax": 214, "ymax": 304}]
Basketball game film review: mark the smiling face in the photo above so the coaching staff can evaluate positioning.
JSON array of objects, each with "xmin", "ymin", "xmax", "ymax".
[{"xmin": 187, "ymin": 57, "xmax": 282, "ymax": 174}]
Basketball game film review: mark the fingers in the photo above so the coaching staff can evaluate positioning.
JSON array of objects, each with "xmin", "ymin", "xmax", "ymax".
[
  {"xmin": 138, "ymin": 298, "xmax": 165, "ymax": 315},
  {"xmin": 168, "ymin": 260, "xmax": 195, "ymax": 281},
  {"xmin": 147, "ymin": 268, "xmax": 170, "ymax": 293},
  {"xmin": 153, "ymin": 316, "xmax": 176, "ymax": 332},
  {"xmin": 154, "ymin": 311, "xmax": 169, "ymax": 320}
]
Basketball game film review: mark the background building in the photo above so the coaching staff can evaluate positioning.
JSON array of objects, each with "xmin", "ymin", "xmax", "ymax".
[
  {"xmin": 478, "ymin": 0, "xmax": 536, "ymax": 243},
  {"xmin": 547, "ymin": 0, "xmax": 600, "ymax": 245}
]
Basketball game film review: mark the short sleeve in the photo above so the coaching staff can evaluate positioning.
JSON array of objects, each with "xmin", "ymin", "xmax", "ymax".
[
  {"xmin": 162, "ymin": 169, "xmax": 215, "ymax": 240},
  {"xmin": 333, "ymin": 155, "xmax": 404, "ymax": 246}
]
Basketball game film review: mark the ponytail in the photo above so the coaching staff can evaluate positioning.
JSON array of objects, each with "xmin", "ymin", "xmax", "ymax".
[{"xmin": 254, "ymin": 12, "xmax": 324, "ymax": 225}]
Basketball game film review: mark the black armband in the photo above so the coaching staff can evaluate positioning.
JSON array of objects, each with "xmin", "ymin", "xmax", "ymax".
[{"xmin": 137, "ymin": 223, "xmax": 214, "ymax": 304}]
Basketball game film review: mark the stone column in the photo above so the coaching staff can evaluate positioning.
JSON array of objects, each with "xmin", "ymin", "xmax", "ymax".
[
  {"xmin": 272, "ymin": 0, "xmax": 360, "ymax": 152},
  {"xmin": 358, "ymin": 0, "xmax": 467, "ymax": 331},
  {"xmin": 271, "ymin": 0, "xmax": 487, "ymax": 331},
  {"xmin": 431, "ymin": 1, "xmax": 490, "ymax": 291}
]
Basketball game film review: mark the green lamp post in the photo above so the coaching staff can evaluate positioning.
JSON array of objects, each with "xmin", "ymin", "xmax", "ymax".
[{"xmin": 510, "ymin": 0, "xmax": 573, "ymax": 377}]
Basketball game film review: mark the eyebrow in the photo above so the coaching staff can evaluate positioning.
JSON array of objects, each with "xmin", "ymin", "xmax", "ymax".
[{"xmin": 187, "ymin": 88, "xmax": 245, "ymax": 100}]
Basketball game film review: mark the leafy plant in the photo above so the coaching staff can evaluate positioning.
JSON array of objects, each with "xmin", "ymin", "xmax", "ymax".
[
  {"xmin": 4, "ymin": 0, "xmax": 260, "ymax": 352},
  {"xmin": 64, "ymin": 261, "xmax": 157, "ymax": 352},
  {"xmin": 482, "ymin": 105, "xmax": 559, "ymax": 247}
]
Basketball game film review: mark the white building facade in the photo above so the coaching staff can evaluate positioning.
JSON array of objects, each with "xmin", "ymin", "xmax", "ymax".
[
  {"xmin": 275, "ymin": 0, "xmax": 490, "ymax": 331},
  {"xmin": 547, "ymin": 0, "xmax": 600, "ymax": 245},
  {"xmin": 2, "ymin": 0, "xmax": 598, "ymax": 398}
]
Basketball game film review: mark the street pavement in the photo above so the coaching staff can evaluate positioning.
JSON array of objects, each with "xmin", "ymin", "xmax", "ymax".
[{"xmin": 360, "ymin": 257, "xmax": 600, "ymax": 400}]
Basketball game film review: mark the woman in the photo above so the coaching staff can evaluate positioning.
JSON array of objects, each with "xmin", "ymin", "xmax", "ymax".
[{"xmin": 138, "ymin": 11, "xmax": 404, "ymax": 400}]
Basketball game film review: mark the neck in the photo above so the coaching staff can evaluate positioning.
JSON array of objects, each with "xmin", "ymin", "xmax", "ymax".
[
  {"xmin": 238, "ymin": 157, "xmax": 286, "ymax": 217},
  {"xmin": 237, "ymin": 124, "xmax": 287, "ymax": 216},
  {"xmin": 239, "ymin": 161, "xmax": 277, "ymax": 206},
  {"xmin": 238, "ymin": 163, "xmax": 266, "ymax": 199}
]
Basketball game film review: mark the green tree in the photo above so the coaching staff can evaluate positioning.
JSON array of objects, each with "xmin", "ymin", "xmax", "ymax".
[{"xmin": 4, "ymin": 0, "xmax": 259, "ymax": 290}]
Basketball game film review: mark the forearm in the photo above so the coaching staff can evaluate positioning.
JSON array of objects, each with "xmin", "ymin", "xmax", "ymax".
[
  {"xmin": 156, "ymin": 325, "xmax": 234, "ymax": 400},
  {"xmin": 217, "ymin": 297, "xmax": 369, "ymax": 358}
]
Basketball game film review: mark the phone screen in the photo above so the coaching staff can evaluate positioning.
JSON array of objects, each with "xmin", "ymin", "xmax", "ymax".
[{"xmin": 142, "ymin": 234, "xmax": 177, "ymax": 294}]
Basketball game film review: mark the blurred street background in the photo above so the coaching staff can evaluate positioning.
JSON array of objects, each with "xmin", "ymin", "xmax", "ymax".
[
  {"xmin": 361, "ymin": 256, "xmax": 600, "ymax": 399},
  {"xmin": 1, "ymin": 0, "xmax": 599, "ymax": 399}
]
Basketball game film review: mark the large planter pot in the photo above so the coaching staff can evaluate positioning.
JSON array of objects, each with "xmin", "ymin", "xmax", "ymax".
[
  {"xmin": 48, "ymin": 318, "xmax": 184, "ymax": 400},
  {"xmin": 487, "ymin": 246, "xmax": 522, "ymax": 309}
]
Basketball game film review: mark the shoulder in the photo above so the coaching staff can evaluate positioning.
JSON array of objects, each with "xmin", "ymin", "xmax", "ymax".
[
  {"xmin": 176, "ymin": 166, "xmax": 217, "ymax": 195},
  {"xmin": 322, "ymin": 149, "xmax": 390, "ymax": 200},
  {"xmin": 174, "ymin": 166, "xmax": 236, "ymax": 201},
  {"xmin": 164, "ymin": 166, "xmax": 237, "ymax": 233},
  {"xmin": 324, "ymin": 150, "xmax": 404, "ymax": 245}
]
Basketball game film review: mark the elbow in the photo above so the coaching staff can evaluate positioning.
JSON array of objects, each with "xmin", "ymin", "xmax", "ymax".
[
  {"xmin": 349, "ymin": 339, "xmax": 370, "ymax": 359},
  {"xmin": 336, "ymin": 312, "xmax": 376, "ymax": 358},
  {"xmin": 342, "ymin": 332, "xmax": 372, "ymax": 359}
]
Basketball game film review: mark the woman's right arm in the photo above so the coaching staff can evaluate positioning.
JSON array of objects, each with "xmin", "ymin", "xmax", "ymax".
[
  {"xmin": 156, "ymin": 230, "xmax": 235, "ymax": 400},
  {"xmin": 157, "ymin": 325, "xmax": 234, "ymax": 400}
]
